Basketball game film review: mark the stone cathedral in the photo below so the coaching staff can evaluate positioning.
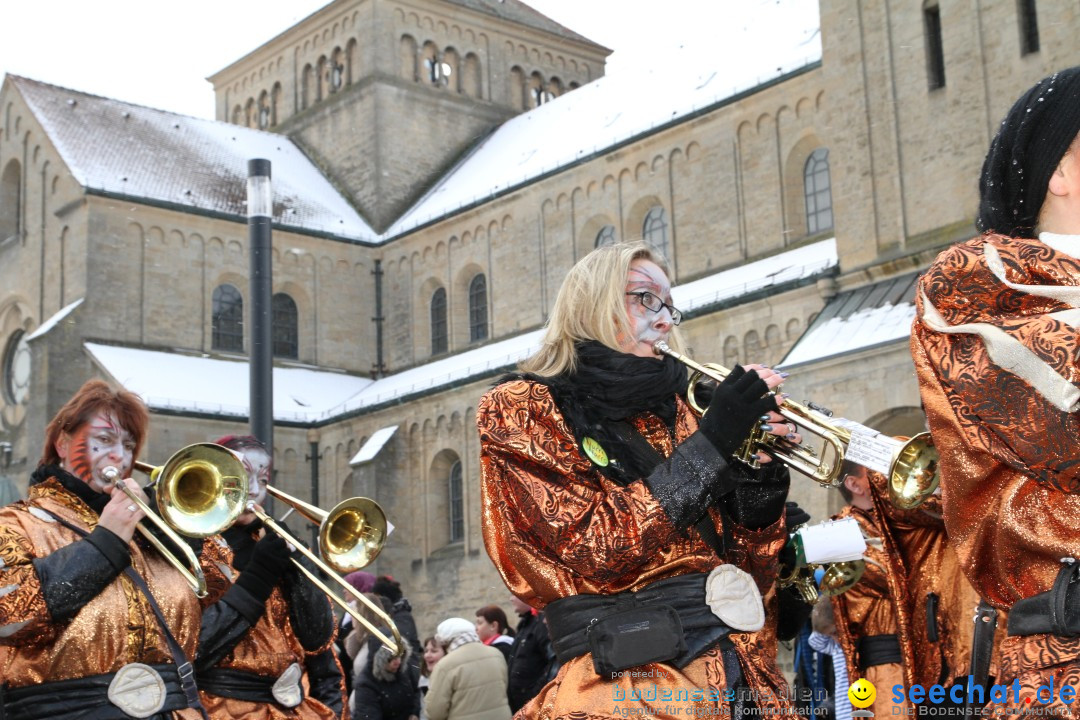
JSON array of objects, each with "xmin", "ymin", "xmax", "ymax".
[{"xmin": 0, "ymin": 0, "xmax": 1077, "ymax": 634}]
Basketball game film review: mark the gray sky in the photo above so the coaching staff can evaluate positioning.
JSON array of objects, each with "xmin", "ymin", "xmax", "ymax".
[{"xmin": 0, "ymin": 1, "xmax": 814, "ymax": 120}]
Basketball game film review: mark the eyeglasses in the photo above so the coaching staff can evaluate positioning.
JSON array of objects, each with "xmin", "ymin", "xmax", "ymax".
[{"xmin": 626, "ymin": 291, "xmax": 683, "ymax": 325}]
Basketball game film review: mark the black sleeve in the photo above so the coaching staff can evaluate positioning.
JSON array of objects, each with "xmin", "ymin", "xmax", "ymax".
[
  {"xmin": 32, "ymin": 526, "xmax": 130, "ymax": 622},
  {"xmin": 724, "ymin": 461, "xmax": 791, "ymax": 530},
  {"xmin": 305, "ymin": 647, "xmax": 346, "ymax": 717},
  {"xmin": 284, "ymin": 555, "xmax": 336, "ymax": 652},
  {"xmin": 776, "ymin": 584, "xmax": 814, "ymax": 642},
  {"xmin": 644, "ymin": 432, "xmax": 737, "ymax": 530},
  {"xmin": 194, "ymin": 583, "xmax": 266, "ymax": 672}
]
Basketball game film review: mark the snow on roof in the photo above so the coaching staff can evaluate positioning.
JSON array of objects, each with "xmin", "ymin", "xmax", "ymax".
[
  {"xmin": 780, "ymin": 272, "xmax": 919, "ymax": 368},
  {"xmin": 84, "ymin": 343, "xmax": 373, "ymax": 422},
  {"xmin": 350, "ymin": 426, "xmax": 399, "ymax": 465},
  {"xmin": 9, "ymin": 76, "xmax": 377, "ymax": 241},
  {"xmin": 672, "ymin": 239, "xmax": 837, "ymax": 314},
  {"xmin": 386, "ymin": 0, "xmax": 821, "ymax": 236},
  {"xmin": 26, "ymin": 298, "xmax": 83, "ymax": 341}
]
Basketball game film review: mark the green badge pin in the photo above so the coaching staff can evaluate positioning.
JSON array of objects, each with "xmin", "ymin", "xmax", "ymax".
[{"xmin": 582, "ymin": 437, "xmax": 609, "ymax": 467}]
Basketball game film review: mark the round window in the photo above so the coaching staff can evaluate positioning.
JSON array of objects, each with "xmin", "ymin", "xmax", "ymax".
[{"xmin": 2, "ymin": 330, "xmax": 30, "ymax": 405}]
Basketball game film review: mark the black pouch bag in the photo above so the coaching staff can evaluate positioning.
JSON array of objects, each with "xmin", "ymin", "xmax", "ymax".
[{"xmin": 587, "ymin": 604, "xmax": 687, "ymax": 677}]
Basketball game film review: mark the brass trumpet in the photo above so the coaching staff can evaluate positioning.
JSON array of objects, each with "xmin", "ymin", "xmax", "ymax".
[{"xmin": 652, "ymin": 340, "xmax": 940, "ymax": 507}]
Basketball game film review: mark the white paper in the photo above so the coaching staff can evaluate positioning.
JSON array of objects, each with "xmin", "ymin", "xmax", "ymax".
[{"xmin": 797, "ymin": 517, "xmax": 867, "ymax": 564}]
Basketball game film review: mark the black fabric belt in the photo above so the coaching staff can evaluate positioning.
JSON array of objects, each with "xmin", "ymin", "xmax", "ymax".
[
  {"xmin": 0, "ymin": 663, "xmax": 189, "ymax": 720},
  {"xmin": 857, "ymin": 634, "xmax": 902, "ymax": 670},
  {"xmin": 197, "ymin": 667, "xmax": 303, "ymax": 707},
  {"xmin": 1009, "ymin": 560, "xmax": 1080, "ymax": 637},
  {"xmin": 544, "ymin": 572, "xmax": 734, "ymax": 670}
]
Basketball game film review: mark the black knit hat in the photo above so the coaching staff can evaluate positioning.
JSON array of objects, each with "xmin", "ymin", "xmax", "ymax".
[{"xmin": 977, "ymin": 66, "xmax": 1080, "ymax": 237}]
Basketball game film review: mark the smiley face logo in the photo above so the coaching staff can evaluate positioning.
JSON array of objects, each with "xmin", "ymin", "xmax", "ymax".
[{"xmin": 848, "ymin": 678, "xmax": 876, "ymax": 709}]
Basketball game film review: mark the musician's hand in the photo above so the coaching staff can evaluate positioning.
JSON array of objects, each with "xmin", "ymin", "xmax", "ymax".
[
  {"xmin": 98, "ymin": 477, "xmax": 147, "ymax": 543},
  {"xmin": 699, "ymin": 365, "xmax": 780, "ymax": 458}
]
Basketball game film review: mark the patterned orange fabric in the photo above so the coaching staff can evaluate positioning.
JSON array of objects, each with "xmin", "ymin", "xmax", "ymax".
[
  {"xmin": 198, "ymin": 530, "xmax": 341, "ymax": 720},
  {"xmin": 478, "ymin": 379, "xmax": 790, "ymax": 719},
  {"xmin": 0, "ymin": 477, "xmax": 220, "ymax": 720},
  {"xmin": 912, "ymin": 233, "xmax": 1080, "ymax": 690}
]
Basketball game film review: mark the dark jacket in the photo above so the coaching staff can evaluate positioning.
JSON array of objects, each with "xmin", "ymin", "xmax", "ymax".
[
  {"xmin": 353, "ymin": 632, "xmax": 421, "ymax": 720},
  {"xmin": 506, "ymin": 610, "xmax": 556, "ymax": 713}
]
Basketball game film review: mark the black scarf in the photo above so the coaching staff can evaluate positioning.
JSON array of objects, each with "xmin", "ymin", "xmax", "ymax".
[
  {"xmin": 510, "ymin": 341, "xmax": 688, "ymax": 483},
  {"xmin": 30, "ymin": 464, "xmax": 111, "ymax": 515}
]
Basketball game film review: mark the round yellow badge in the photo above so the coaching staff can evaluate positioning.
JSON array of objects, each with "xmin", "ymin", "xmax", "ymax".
[
  {"xmin": 582, "ymin": 437, "xmax": 608, "ymax": 467},
  {"xmin": 848, "ymin": 678, "xmax": 876, "ymax": 709}
]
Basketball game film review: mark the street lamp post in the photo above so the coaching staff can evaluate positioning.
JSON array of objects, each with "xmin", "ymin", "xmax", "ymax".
[{"xmin": 247, "ymin": 159, "xmax": 273, "ymax": 456}]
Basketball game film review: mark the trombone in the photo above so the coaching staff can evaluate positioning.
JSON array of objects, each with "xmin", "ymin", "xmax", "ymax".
[
  {"xmin": 103, "ymin": 442, "xmax": 249, "ymax": 597},
  {"xmin": 249, "ymin": 487, "xmax": 403, "ymax": 657},
  {"xmin": 653, "ymin": 340, "xmax": 940, "ymax": 507},
  {"xmin": 118, "ymin": 443, "xmax": 403, "ymax": 656}
]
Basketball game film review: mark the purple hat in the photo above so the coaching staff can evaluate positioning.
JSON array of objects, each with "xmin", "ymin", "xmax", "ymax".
[{"xmin": 344, "ymin": 570, "xmax": 376, "ymax": 594}]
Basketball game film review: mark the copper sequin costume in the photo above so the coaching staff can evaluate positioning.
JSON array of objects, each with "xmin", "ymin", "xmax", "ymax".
[
  {"xmin": 0, "ymin": 476, "xmax": 221, "ymax": 719},
  {"xmin": 198, "ymin": 528, "xmax": 344, "ymax": 720},
  {"xmin": 478, "ymin": 380, "xmax": 789, "ymax": 720},
  {"xmin": 912, "ymin": 233, "xmax": 1080, "ymax": 708}
]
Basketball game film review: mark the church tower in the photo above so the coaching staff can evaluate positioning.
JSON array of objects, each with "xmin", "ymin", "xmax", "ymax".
[{"xmin": 209, "ymin": 0, "xmax": 610, "ymax": 232}]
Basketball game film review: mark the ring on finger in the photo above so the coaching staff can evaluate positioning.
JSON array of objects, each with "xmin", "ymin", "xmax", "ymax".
[
  {"xmin": 786, "ymin": 422, "xmax": 797, "ymax": 434},
  {"xmin": 127, "ymin": 504, "xmax": 137, "ymax": 513}
]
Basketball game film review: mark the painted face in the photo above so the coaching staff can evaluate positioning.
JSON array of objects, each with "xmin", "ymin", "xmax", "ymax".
[
  {"xmin": 619, "ymin": 258, "xmax": 675, "ymax": 359},
  {"xmin": 58, "ymin": 411, "xmax": 136, "ymax": 493},
  {"xmin": 423, "ymin": 640, "xmax": 446, "ymax": 670},
  {"xmin": 240, "ymin": 446, "xmax": 271, "ymax": 506},
  {"xmin": 475, "ymin": 615, "xmax": 499, "ymax": 642}
]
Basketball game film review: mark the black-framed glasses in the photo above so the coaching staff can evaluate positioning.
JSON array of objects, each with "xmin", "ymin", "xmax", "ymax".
[{"xmin": 626, "ymin": 291, "xmax": 683, "ymax": 325}]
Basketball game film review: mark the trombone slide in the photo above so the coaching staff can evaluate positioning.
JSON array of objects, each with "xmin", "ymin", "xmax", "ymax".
[{"xmin": 102, "ymin": 466, "xmax": 208, "ymax": 597}]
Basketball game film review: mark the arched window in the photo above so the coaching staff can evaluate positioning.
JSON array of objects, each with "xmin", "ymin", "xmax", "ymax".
[
  {"xmin": 924, "ymin": 0, "xmax": 946, "ymax": 89},
  {"xmin": 244, "ymin": 98, "xmax": 256, "ymax": 128},
  {"xmin": 0, "ymin": 160, "xmax": 20, "ymax": 243},
  {"xmin": 643, "ymin": 206, "xmax": 668, "ymax": 258},
  {"xmin": 469, "ymin": 274, "xmax": 488, "ymax": 343},
  {"xmin": 804, "ymin": 148, "xmax": 833, "ymax": 234},
  {"xmin": 257, "ymin": 91, "xmax": 271, "ymax": 130},
  {"xmin": 330, "ymin": 48, "xmax": 345, "ymax": 92},
  {"xmin": 302, "ymin": 64, "xmax": 316, "ymax": 109},
  {"xmin": 1018, "ymin": 0, "xmax": 1039, "ymax": 55},
  {"xmin": 2, "ymin": 330, "xmax": 30, "ymax": 405},
  {"xmin": 272, "ymin": 293, "xmax": 298, "ymax": 359},
  {"xmin": 212, "ymin": 284, "xmax": 244, "ymax": 352},
  {"xmin": 595, "ymin": 225, "xmax": 616, "ymax": 247},
  {"xmin": 449, "ymin": 460, "xmax": 464, "ymax": 543},
  {"xmin": 271, "ymin": 83, "xmax": 282, "ymax": 126},
  {"xmin": 430, "ymin": 287, "xmax": 448, "ymax": 355}
]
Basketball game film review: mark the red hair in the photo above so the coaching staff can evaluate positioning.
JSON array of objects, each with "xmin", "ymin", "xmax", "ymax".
[{"xmin": 41, "ymin": 380, "xmax": 149, "ymax": 466}]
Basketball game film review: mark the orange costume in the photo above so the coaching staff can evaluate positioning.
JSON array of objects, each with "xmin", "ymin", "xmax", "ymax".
[
  {"xmin": 195, "ymin": 525, "xmax": 345, "ymax": 720},
  {"xmin": 830, "ymin": 481, "xmax": 988, "ymax": 713},
  {"xmin": 0, "ymin": 474, "xmax": 228, "ymax": 720},
  {"xmin": 912, "ymin": 234, "xmax": 1080, "ymax": 710},
  {"xmin": 829, "ymin": 504, "xmax": 910, "ymax": 717},
  {"xmin": 478, "ymin": 379, "xmax": 790, "ymax": 720}
]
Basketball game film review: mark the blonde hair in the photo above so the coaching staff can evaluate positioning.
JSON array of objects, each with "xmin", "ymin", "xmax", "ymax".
[{"xmin": 519, "ymin": 242, "xmax": 684, "ymax": 377}]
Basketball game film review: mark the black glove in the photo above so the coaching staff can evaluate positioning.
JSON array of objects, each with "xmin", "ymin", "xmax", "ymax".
[
  {"xmin": 234, "ymin": 532, "xmax": 293, "ymax": 604},
  {"xmin": 698, "ymin": 365, "xmax": 779, "ymax": 458},
  {"xmin": 785, "ymin": 501, "xmax": 811, "ymax": 528},
  {"xmin": 726, "ymin": 462, "xmax": 791, "ymax": 530}
]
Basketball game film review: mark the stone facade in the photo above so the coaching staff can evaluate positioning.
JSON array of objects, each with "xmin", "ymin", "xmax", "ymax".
[{"xmin": 1, "ymin": 0, "xmax": 1079, "ymax": 639}]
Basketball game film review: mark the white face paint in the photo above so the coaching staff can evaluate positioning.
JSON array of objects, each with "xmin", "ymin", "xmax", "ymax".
[
  {"xmin": 619, "ymin": 258, "xmax": 676, "ymax": 359},
  {"xmin": 58, "ymin": 411, "xmax": 136, "ymax": 493},
  {"xmin": 235, "ymin": 447, "xmax": 271, "ymax": 524}
]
